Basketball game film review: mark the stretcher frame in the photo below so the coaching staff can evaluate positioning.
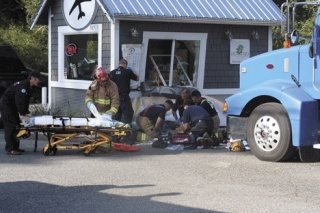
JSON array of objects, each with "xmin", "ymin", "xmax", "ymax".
[{"xmin": 17, "ymin": 117, "xmax": 132, "ymax": 156}]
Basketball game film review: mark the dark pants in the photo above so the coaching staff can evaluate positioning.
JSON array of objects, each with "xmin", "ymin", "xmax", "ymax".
[
  {"xmin": 190, "ymin": 120, "xmax": 213, "ymax": 136},
  {"xmin": 1, "ymin": 108, "xmax": 20, "ymax": 152},
  {"xmin": 115, "ymin": 95, "xmax": 134, "ymax": 124}
]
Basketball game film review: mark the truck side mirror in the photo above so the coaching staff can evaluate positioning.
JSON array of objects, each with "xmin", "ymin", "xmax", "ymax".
[{"xmin": 291, "ymin": 30, "xmax": 299, "ymax": 45}]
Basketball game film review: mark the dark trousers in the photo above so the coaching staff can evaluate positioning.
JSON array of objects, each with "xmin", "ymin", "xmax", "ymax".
[
  {"xmin": 115, "ymin": 95, "xmax": 134, "ymax": 124},
  {"xmin": 190, "ymin": 120, "xmax": 213, "ymax": 136},
  {"xmin": 1, "ymin": 109, "xmax": 20, "ymax": 152}
]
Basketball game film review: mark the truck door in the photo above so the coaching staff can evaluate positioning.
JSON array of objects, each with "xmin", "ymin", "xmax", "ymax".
[{"xmin": 313, "ymin": 8, "xmax": 320, "ymax": 89}]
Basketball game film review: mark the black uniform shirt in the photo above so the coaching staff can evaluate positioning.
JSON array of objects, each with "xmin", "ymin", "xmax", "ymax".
[
  {"xmin": 109, "ymin": 66, "xmax": 138, "ymax": 95},
  {"xmin": 139, "ymin": 104, "xmax": 167, "ymax": 123},
  {"xmin": 197, "ymin": 98, "xmax": 218, "ymax": 116},
  {"xmin": 0, "ymin": 79, "xmax": 31, "ymax": 115},
  {"xmin": 172, "ymin": 96, "xmax": 193, "ymax": 118}
]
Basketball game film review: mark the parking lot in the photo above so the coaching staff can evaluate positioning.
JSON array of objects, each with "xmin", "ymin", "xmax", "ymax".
[{"xmin": 1, "ymin": 129, "xmax": 320, "ymax": 213}]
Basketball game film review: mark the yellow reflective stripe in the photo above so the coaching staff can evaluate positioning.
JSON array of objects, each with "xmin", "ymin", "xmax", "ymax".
[
  {"xmin": 142, "ymin": 133, "xmax": 147, "ymax": 141},
  {"xmin": 95, "ymin": 99, "xmax": 111, "ymax": 105},
  {"xmin": 85, "ymin": 98, "xmax": 93, "ymax": 103},
  {"xmin": 108, "ymin": 107, "xmax": 118, "ymax": 114}
]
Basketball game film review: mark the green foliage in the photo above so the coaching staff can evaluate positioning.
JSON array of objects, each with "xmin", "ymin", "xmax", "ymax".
[
  {"xmin": 30, "ymin": 104, "xmax": 63, "ymax": 116},
  {"xmin": 22, "ymin": 0, "xmax": 41, "ymax": 24},
  {"xmin": 87, "ymin": 41, "xmax": 98, "ymax": 59},
  {"xmin": 0, "ymin": 24, "xmax": 48, "ymax": 72},
  {"xmin": 0, "ymin": 0, "xmax": 26, "ymax": 27},
  {"xmin": 30, "ymin": 104, "xmax": 83, "ymax": 117},
  {"xmin": 272, "ymin": 0, "xmax": 316, "ymax": 49},
  {"xmin": 296, "ymin": 2, "xmax": 316, "ymax": 40},
  {"xmin": 0, "ymin": 0, "xmax": 47, "ymax": 72},
  {"xmin": 272, "ymin": 26, "xmax": 283, "ymax": 50}
]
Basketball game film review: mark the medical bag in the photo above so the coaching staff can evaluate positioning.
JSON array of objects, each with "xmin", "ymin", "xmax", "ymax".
[{"xmin": 172, "ymin": 133, "xmax": 192, "ymax": 145}]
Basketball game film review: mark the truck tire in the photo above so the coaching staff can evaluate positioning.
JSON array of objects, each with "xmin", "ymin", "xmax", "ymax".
[{"xmin": 246, "ymin": 103, "xmax": 296, "ymax": 162}]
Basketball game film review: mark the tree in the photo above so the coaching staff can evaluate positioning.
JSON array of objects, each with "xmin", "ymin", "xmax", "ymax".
[
  {"xmin": 272, "ymin": 0, "xmax": 316, "ymax": 49},
  {"xmin": 0, "ymin": 0, "xmax": 48, "ymax": 72},
  {"xmin": 0, "ymin": 0, "xmax": 26, "ymax": 27}
]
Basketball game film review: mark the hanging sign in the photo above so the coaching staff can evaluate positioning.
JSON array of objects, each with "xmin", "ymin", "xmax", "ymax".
[
  {"xmin": 230, "ymin": 39, "xmax": 250, "ymax": 64},
  {"xmin": 121, "ymin": 44, "xmax": 142, "ymax": 89},
  {"xmin": 65, "ymin": 43, "xmax": 77, "ymax": 56},
  {"xmin": 62, "ymin": 0, "xmax": 98, "ymax": 30}
]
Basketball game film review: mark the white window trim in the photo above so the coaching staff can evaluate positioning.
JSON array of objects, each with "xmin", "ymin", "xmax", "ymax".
[
  {"xmin": 141, "ymin": 31, "xmax": 207, "ymax": 90},
  {"xmin": 55, "ymin": 24, "xmax": 102, "ymax": 90}
]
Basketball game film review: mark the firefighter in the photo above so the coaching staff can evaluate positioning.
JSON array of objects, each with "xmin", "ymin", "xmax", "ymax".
[
  {"xmin": 0, "ymin": 71, "xmax": 43, "ymax": 155},
  {"xmin": 109, "ymin": 59, "xmax": 139, "ymax": 124},
  {"xmin": 191, "ymin": 90, "xmax": 220, "ymax": 138},
  {"xmin": 172, "ymin": 88, "xmax": 193, "ymax": 124},
  {"xmin": 85, "ymin": 67, "xmax": 119, "ymax": 120},
  {"xmin": 182, "ymin": 99, "xmax": 213, "ymax": 149},
  {"xmin": 136, "ymin": 100, "xmax": 173, "ymax": 140}
]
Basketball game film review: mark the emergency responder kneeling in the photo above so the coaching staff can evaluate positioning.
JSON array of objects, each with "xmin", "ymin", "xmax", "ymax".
[
  {"xmin": 85, "ymin": 67, "xmax": 119, "ymax": 120},
  {"xmin": 136, "ymin": 100, "xmax": 174, "ymax": 141},
  {"xmin": 181, "ymin": 99, "xmax": 214, "ymax": 149}
]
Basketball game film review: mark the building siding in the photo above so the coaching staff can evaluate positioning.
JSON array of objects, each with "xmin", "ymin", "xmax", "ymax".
[
  {"xmin": 47, "ymin": 1, "xmax": 269, "ymax": 114},
  {"xmin": 49, "ymin": 1, "xmax": 111, "ymax": 113},
  {"xmin": 119, "ymin": 20, "xmax": 268, "ymax": 89}
]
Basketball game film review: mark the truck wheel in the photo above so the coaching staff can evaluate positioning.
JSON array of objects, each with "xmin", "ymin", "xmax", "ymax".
[{"xmin": 246, "ymin": 103, "xmax": 296, "ymax": 162}]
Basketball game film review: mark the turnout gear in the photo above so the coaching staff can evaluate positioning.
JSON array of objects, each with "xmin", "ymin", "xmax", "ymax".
[
  {"xmin": 85, "ymin": 79, "xmax": 119, "ymax": 116},
  {"xmin": 95, "ymin": 67, "xmax": 109, "ymax": 82}
]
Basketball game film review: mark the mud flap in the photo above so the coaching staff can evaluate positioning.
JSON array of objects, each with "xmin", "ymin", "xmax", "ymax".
[{"xmin": 299, "ymin": 146, "xmax": 320, "ymax": 162}]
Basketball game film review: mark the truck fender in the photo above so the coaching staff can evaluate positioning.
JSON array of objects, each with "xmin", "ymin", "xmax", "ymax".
[{"xmin": 226, "ymin": 80, "xmax": 318, "ymax": 147}]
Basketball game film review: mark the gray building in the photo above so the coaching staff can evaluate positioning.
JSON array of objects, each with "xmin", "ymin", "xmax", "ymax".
[{"xmin": 31, "ymin": 0, "xmax": 281, "ymax": 119}]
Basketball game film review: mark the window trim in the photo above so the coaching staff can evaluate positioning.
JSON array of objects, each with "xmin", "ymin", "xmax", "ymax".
[
  {"xmin": 56, "ymin": 24, "xmax": 102, "ymax": 90},
  {"xmin": 141, "ymin": 31, "xmax": 207, "ymax": 90}
]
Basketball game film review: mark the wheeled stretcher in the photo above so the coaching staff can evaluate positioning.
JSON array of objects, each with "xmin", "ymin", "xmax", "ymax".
[{"xmin": 16, "ymin": 116, "xmax": 136, "ymax": 156}]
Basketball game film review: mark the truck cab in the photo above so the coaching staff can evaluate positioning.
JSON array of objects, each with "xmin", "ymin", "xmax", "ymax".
[{"xmin": 224, "ymin": 1, "xmax": 320, "ymax": 162}]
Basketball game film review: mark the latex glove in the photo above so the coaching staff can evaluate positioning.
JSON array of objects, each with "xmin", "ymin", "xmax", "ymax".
[
  {"xmin": 21, "ymin": 115, "xmax": 30, "ymax": 124},
  {"xmin": 101, "ymin": 112, "xmax": 112, "ymax": 121},
  {"xmin": 86, "ymin": 101, "xmax": 93, "ymax": 110},
  {"xmin": 21, "ymin": 115, "xmax": 34, "ymax": 127},
  {"xmin": 86, "ymin": 101, "xmax": 102, "ymax": 119}
]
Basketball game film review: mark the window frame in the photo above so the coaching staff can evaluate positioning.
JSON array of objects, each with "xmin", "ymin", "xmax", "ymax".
[
  {"xmin": 56, "ymin": 24, "xmax": 102, "ymax": 90},
  {"xmin": 141, "ymin": 32, "xmax": 207, "ymax": 89}
]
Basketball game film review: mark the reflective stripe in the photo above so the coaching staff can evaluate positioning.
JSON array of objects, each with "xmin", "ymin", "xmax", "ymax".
[
  {"xmin": 95, "ymin": 99, "xmax": 111, "ymax": 105},
  {"xmin": 108, "ymin": 107, "xmax": 118, "ymax": 114},
  {"xmin": 142, "ymin": 133, "xmax": 147, "ymax": 141},
  {"xmin": 85, "ymin": 98, "xmax": 93, "ymax": 103}
]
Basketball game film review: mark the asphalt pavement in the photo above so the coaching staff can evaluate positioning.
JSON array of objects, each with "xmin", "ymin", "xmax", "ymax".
[{"xmin": 1, "ymin": 129, "xmax": 320, "ymax": 213}]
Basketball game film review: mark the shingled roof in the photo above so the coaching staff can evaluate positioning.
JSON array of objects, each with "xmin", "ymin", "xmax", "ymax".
[{"xmin": 31, "ymin": 0, "xmax": 282, "ymax": 29}]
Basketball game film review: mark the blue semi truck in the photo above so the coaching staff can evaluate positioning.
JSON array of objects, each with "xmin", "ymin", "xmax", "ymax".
[{"xmin": 223, "ymin": 0, "xmax": 320, "ymax": 162}]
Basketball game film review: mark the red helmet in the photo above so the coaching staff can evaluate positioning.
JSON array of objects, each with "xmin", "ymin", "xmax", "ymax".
[{"xmin": 95, "ymin": 67, "xmax": 109, "ymax": 82}]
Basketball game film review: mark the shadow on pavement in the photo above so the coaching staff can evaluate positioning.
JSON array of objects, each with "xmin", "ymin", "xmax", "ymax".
[{"xmin": 0, "ymin": 181, "xmax": 225, "ymax": 213}]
